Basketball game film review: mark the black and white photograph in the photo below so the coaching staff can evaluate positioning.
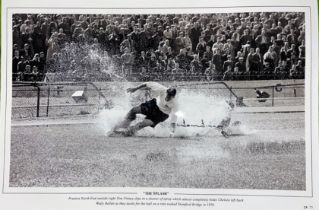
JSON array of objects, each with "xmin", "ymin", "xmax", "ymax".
[{"xmin": 8, "ymin": 10, "xmax": 308, "ymax": 191}]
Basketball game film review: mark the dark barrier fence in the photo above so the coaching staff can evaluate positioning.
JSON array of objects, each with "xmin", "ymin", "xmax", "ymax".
[
  {"xmin": 12, "ymin": 72, "xmax": 304, "ymax": 83},
  {"xmin": 11, "ymin": 81, "xmax": 304, "ymax": 119}
]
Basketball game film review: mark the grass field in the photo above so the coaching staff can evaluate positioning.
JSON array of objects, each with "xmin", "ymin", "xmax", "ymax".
[{"xmin": 10, "ymin": 112, "xmax": 305, "ymax": 190}]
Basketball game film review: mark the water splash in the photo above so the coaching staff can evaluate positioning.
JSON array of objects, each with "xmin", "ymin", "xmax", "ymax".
[
  {"xmin": 97, "ymin": 87, "xmax": 238, "ymax": 137},
  {"xmin": 48, "ymin": 42, "xmax": 125, "ymax": 81}
]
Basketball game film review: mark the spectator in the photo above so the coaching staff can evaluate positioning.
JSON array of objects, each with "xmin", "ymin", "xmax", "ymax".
[
  {"xmin": 190, "ymin": 54, "xmax": 203, "ymax": 75},
  {"xmin": 23, "ymin": 64, "xmax": 32, "ymax": 81},
  {"xmin": 234, "ymin": 56, "xmax": 247, "ymax": 80},
  {"xmin": 183, "ymin": 32, "xmax": 192, "ymax": 50},
  {"xmin": 262, "ymin": 62, "xmax": 274, "ymax": 79},
  {"xmin": 137, "ymin": 51, "xmax": 148, "ymax": 70},
  {"xmin": 255, "ymin": 29, "xmax": 270, "ymax": 55},
  {"xmin": 287, "ymin": 43, "xmax": 298, "ymax": 64},
  {"xmin": 20, "ymin": 20, "xmax": 34, "ymax": 34},
  {"xmin": 174, "ymin": 32, "xmax": 185, "ymax": 55},
  {"xmin": 32, "ymin": 24, "xmax": 46, "ymax": 54},
  {"xmin": 17, "ymin": 56, "xmax": 27, "ymax": 75},
  {"xmin": 159, "ymin": 40, "xmax": 170, "ymax": 55},
  {"xmin": 212, "ymin": 48, "xmax": 223, "ymax": 77},
  {"xmin": 240, "ymin": 29, "xmax": 254, "ymax": 48},
  {"xmin": 13, "ymin": 25, "xmax": 23, "ymax": 49},
  {"xmin": 172, "ymin": 62, "xmax": 183, "ymax": 76},
  {"xmin": 295, "ymin": 60, "xmax": 304, "ymax": 78},
  {"xmin": 298, "ymin": 40, "xmax": 305, "ymax": 60},
  {"xmin": 31, "ymin": 66, "xmax": 40, "ymax": 81},
  {"xmin": 263, "ymin": 46, "xmax": 276, "ymax": 68},
  {"xmin": 246, "ymin": 48, "xmax": 256, "ymax": 74},
  {"xmin": 223, "ymin": 39, "xmax": 235, "ymax": 58},
  {"xmin": 223, "ymin": 65, "xmax": 233, "ymax": 81},
  {"xmin": 274, "ymin": 63, "xmax": 288, "ymax": 79},
  {"xmin": 148, "ymin": 53, "xmax": 157, "ymax": 73},
  {"xmin": 289, "ymin": 64, "xmax": 298, "ymax": 79},
  {"xmin": 231, "ymin": 28, "xmax": 241, "ymax": 51},
  {"xmin": 204, "ymin": 61, "xmax": 215, "ymax": 81},
  {"xmin": 212, "ymin": 36, "xmax": 224, "ymax": 52},
  {"xmin": 30, "ymin": 53, "xmax": 41, "ymax": 71},
  {"xmin": 201, "ymin": 45, "xmax": 213, "ymax": 70},
  {"xmin": 12, "ymin": 50, "xmax": 20, "ymax": 80},
  {"xmin": 223, "ymin": 55, "xmax": 234, "ymax": 73},
  {"xmin": 57, "ymin": 28, "xmax": 67, "ymax": 46},
  {"xmin": 251, "ymin": 48, "xmax": 263, "ymax": 79},
  {"xmin": 275, "ymin": 33, "xmax": 285, "ymax": 49},
  {"xmin": 190, "ymin": 21, "xmax": 202, "ymax": 52},
  {"xmin": 58, "ymin": 17, "xmax": 72, "ymax": 36},
  {"xmin": 207, "ymin": 34, "xmax": 216, "ymax": 48},
  {"xmin": 196, "ymin": 37, "xmax": 206, "ymax": 58},
  {"xmin": 176, "ymin": 48, "xmax": 188, "ymax": 71},
  {"xmin": 20, "ymin": 43, "xmax": 33, "ymax": 60},
  {"xmin": 120, "ymin": 35, "xmax": 132, "ymax": 53},
  {"xmin": 157, "ymin": 55, "xmax": 167, "ymax": 73},
  {"xmin": 121, "ymin": 47, "xmax": 133, "ymax": 75},
  {"xmin": 46, "ymin": 32, "xmax": 60, "ymax": 61},
  {"xmin": 287, "ymin": 28, "xmax": 298, "ymax": 46},
  {"xmin": 163, "ymin": 26, "xmax": 173, "ymax": 43},
  {"xmin": 166, "ymin": 57, "xmax": 176, "ymax": 72},
  {"xmin": 279, "ymin": 46, "xmax": 288, "ymax": 66}
]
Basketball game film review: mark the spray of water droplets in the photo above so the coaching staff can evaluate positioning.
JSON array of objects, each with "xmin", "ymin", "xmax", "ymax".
[
  {"xmin": 96, "ymin": 87, "xmax": 251, "ymax": 138},
  {"xmin": 47, "ymin": 42, "xmax": 124, "ymax": 81}
]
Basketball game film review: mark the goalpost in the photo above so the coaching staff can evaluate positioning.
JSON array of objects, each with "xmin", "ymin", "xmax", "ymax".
[{"xmin": 12, "ymin": 81, "xmax": 111, "ymax": 119}]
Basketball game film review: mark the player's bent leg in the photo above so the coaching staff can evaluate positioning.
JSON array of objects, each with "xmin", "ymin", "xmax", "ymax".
[
  {"xmin": 126, "ymin": 119, "xmax": 154, "ymax": 136},
  {"xmin": 126, "ymin": 106, "xmax": 142, "ymax": 121},
  {"xmin": 113, "ymin": 106, "xmax": 142, "ymax": 130}
]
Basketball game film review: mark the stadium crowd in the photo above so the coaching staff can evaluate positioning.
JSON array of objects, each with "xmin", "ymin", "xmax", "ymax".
[{"xmin": 12, "ymin": 12, "xmax": 305, "ymax": 82}]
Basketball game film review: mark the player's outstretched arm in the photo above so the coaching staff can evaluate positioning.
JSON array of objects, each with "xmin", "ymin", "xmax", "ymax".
[
  {"xmin": 126, "ymin": 83, "xmax": 148, "ymax": 93},
  {"xmin": 127, "ymin": 81, "xmax": 165, "ymax": 94}
]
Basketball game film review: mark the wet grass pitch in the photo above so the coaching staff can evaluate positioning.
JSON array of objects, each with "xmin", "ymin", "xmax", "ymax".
[{"xmin": 10, "ymin": 112, "xmax": 305, "ymax": 190}]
